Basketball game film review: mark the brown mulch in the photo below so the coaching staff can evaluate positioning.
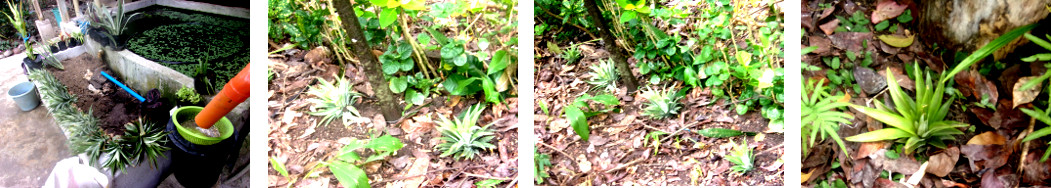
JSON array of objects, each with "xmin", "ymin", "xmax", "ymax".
[
  {"xmin": 267, "ymin": 47, "xmax": 519, "ymax": 188},
  {"xmin": 533, "ymin": 42, "xmax": 784, "ymax": 186}
]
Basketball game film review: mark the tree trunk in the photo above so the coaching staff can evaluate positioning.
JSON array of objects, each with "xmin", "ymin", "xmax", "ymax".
[
  {"xmin": 583, "ymin": 0, "xmax": 638, "ymax": 93},
  {"xmin": 333, "ymin": 0, "xmax": 402, "ymax": 121}
]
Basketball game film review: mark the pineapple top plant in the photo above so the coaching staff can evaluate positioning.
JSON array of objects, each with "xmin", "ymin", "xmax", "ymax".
[
  {"xmin": 845, "ymin": 63, "xmax": 966, "ymax": 154},
  {"xmin": 587, "ymin": 59, "xmax": 619, "ymax": 92},
  {"xmin": 307, "ymin": 77, "xmax": 365, "ymax": 127},
  {"xmin": 639, "ymin": 86, "xmax": 683, "ymax": 119},
  {"xmin": 435, "ymin": 104, "xmax": 496, "ymax": 160},
  {"xmin": 845, "ymin": 23, "xmax": 1038, "ymax": 155},
  {"xmin": 727, "ymin": 140, "xmax": 754, "ymax": 174}
]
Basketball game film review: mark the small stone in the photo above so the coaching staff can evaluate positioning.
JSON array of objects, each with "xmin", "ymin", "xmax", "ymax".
[
  {"xmin": 854, "ymin": 67, "xmax": 887, "ymax": 95},
  {"xmin": 87, "ymin": 84, "xmax": 101, "ymax": 94}
]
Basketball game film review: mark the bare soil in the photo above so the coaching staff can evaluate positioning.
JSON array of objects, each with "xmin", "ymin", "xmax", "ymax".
[{"xmin": 47, "ymin": 54, "xmax": 143, "ymax": 135}]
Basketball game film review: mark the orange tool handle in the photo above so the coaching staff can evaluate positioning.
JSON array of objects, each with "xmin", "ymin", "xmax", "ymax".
[{"xmin": 196, "ymin": 63, "xmax": 250, "ymax": 128}]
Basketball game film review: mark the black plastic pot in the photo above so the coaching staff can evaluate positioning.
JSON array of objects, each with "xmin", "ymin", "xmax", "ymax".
[
  {"xmin": 166, "ymin": 111, "xmax": 238, "ymax": 188},
  {"xmin": 87, "ymin": 28, "xmax": 126, "ymax": 50},
  {"xmin": 57, "ymin": 41, "xmax": 68, "ymax": 51},
  {"xmin": 21, "ymin": 55, "xmax": 43, "ymax": 75},
  {"xmin": 49, "ymin": 45, "xmax": 59, "ymax": 52}
]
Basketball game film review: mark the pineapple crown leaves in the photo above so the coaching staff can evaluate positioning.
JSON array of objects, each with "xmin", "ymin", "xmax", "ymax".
[
  {"xmin": 727, "ymin": 140, "xmax": 754, "ymax": 174},
  {"xmin": 847, "ymin": 24, "xmax": 1038, "ymax": 154},
  {"xmin": 101, "ymin": 118, "xmax": 170, "ymax": 173},
  {"xmin": 307, "ymin": 77, "xmax": 364, "ymax": 127},
  {"xmin": 435, "ymin": 104, "xmax": 497, "ymax": 160},
  {"xmin": 845, "ymin": 63, "xmax": 967, "ymax": 154},
  {"xmin": 31, "ymin": 67, "xmax": 169, "ymax": 173},
  {"xmin": 640, "ymin": 86, "xmax": 683, "ymax": 119},
  {"xmin": 587, "ymin": 59, "xmax": 619, "ymax": 92}
]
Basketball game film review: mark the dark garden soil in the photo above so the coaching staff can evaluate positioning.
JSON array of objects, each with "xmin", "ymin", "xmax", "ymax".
[
  {"xmin": 47, "ymin": 54, "xmax": 146, "ymax": 135},
  {"xmin": 533, "ymin": 43, "xmax": 784, "ymax": 186},
  {"xmin": 268, "ymin": 48, "xmax": 519, "ymax": 187},
  {"xmin": 802, "ymin": 0, "xmax": 1051, "ymax": 187}
]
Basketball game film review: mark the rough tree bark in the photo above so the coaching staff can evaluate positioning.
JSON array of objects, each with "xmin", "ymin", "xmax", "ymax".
[
  {"xmin": 334, "ymin": 0, "xmax": 402, "ymax": 121},
  {"xmin": 583, "ymin": 0, "xmax": 639, "ymax": 93}
]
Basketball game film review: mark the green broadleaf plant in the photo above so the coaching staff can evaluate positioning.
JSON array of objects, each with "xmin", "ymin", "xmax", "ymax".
[
  {"xmin": 535, "ymin": 147, "xmax": 552, "ymax": 184},
  {"xmin": 564, "ymin": 94, "xmax": 620, "ymax": 141},
  {"xmin": 329, "ymin": 135, "xmax": 404, "ymax": 188}
]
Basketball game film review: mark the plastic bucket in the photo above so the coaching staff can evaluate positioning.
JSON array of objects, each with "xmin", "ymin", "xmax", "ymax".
[
  {"xmin": 8, "ymin": 81, "xmax": 39, "ymax": 111},
  {"xmin": 167, "ymin": 106, "xmax": 237, "ymax": 187}
]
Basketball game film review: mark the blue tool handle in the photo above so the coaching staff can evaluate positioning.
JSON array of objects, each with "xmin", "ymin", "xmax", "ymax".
[{"xmin": 101, "ymin": 71, "xmax": 145, "ymax": 102}]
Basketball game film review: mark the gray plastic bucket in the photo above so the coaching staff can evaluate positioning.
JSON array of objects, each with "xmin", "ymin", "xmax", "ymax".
[{"xmin": 8, "ymin": 81, "xmax": 39, "ymax": 111}]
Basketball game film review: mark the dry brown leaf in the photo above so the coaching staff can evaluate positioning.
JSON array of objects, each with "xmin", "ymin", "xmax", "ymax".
[
  {"xmin": 282, "ymin": 107, "xmax": 298, "ymax": 125},
  {"xmin": 801, "ymin": 170, "xmax": 813, "ymax": 183},
  {"xmin": 855, "ymin": 142, "xmax": 886, "ymax": 159},
  {"xmin": 838, "ymin": 92, "xmax": 852, "ymax": 103},
  {"xmin": 967, "ymin": 131, "xmax": 1006, "ymax": 145},
  {"xmin": 402, "ymin": 115, "xmax": 435, "ymax": 136},
  {"xmin": 906, "ymin": 161, "xmax": 928, "ymax": 186},
  {"xmin": 496, "ymin": 71, "xmax": 511, "ymax": 92},
  {"xmin": 448, "ymin": 96, "xmax": 461, "ymax": 107},
  {"xmin": 401, "ymin": 156, "xmax": 431, "ymax": 188},
  {"xmin": 549, "ymin": 119, "xmax": 569, "ymax": 133},
  {"xmin": 926, "ymin": 147, "xmax": 959, "ymax": 177},
  {"xmin": 298, "ymin": 124, "xmax": 316, "ymax": 139},
  {"xmin": 820, "ymin": 19, "xmax": 840, "ymax": 35},
  {"xmin": 871, "ymin": 0, "xmax": 908, "ymax": 24},
  {"xmin": 1013, "ymin": 76, "xmax": 1042, "ymax": 108}
]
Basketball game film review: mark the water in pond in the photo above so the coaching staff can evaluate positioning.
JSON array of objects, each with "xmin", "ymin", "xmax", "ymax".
[
  {"xmin": 180, "ymin": 119, "xmax": 220, "ymax": 138},
  {"xmin": 123, "ymin": 6, "xmax": 249, "ymax": 95}
]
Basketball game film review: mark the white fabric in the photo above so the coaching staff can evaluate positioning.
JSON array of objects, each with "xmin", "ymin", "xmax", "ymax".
[{"xmin": 43, "ymin": 156, "xmax": 109, "ymax": 188}]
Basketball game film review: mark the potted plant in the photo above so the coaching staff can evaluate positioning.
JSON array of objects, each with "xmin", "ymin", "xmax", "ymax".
[
  {"xmin": 86, "ymin": 0, "xmax": 139, "ymax": 50},
  {"xmin": 1, "ymin": 0, "xmax": 41, "ymax": 75}
]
